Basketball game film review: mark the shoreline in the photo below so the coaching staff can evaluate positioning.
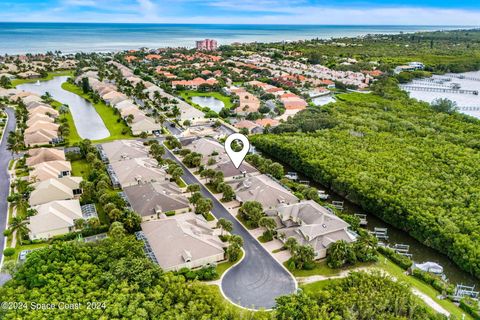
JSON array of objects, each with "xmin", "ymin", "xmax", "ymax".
[{"xmin": 0, "ymin": 24, "xmax": 473, "ymax": 55}]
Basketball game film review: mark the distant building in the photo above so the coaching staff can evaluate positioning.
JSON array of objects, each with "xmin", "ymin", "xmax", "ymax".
[
  {"xmin": 196, "ymin": 39, "xmax": 218, "ymax": 51},
  {"xmin": 394, "ymin": 62, "xmax": 425, "ymax": 74}
]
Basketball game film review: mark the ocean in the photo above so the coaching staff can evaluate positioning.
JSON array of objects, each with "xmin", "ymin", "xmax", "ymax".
[{"xmin": 0, "ymin": 23, "xmax": 468, "ymax": 54}]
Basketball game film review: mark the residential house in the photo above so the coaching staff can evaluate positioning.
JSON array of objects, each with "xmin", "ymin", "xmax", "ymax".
[
  {"xmin": 22, "ymin": 95, "xmax": 43, "ymax": 105},
  {"xmin": 25, "ymin": 121, "xmax": 59, "ymax": 135},
  {"xmin": 109, "ymin": 157, "xmax": 168, "ymax": 188},
  {"xmin": 139, "ymin": 213, "xmax": 225, "ymax": 271},
  {"xmin": 29, "ymin": 160, "xmax": 72, "ymax": 182},
  {"xmin": 26, "ymin": 148, "xmax": 66, "ymax": 166},
  {"xmin": 102, "ymin": 91, "xmax": 128, "ymax": 105},
  {"xmin": 29, "ymin": 176, "xmax": 83, "ymax": 206},
  {"xmin": 124, "ymin": 181, "xmax": 190, "ymax": 221},
  {"xmin": 26, "ymin": 114, "xmax": 54, "ymax": 127},
  {"xmin": 17, "ymin": 71, "xmax": 41, "ymax": 79},
  {"xmin": 280, "ymin": 93, "xmax": 307, "ymax": 110},
  {"xmin": 234, "ymin": 120, "xmax": 263, "ymax": 134},
  {"xmin": 130, "ymin": 114, "xmax": 161, "ymax": 135},
  {"xmin": 234, "ymin": 90, "xmax": 260, "ymax": 115},
  {"xmin": 273, "ymin": 200, "xmax": 357, "ymax": 259},
  {"xmin": 101, "ymin": 140, "xmax": 149, "ymax": 163},
  {"xmin": 228, "ymin": 174, "xmax": 299, "ymax": 209},
  {"xmin": 171, "ymin": 77, "xmax": 218, "ymax": 90},
  {"xmin": 183, "ymin": 137, "xmax": 258, "ymax": 179},
  {"xmin": 29, "ymin": 200, "xmax": 83, "ymax": 240},
  {"xmin": 255, "ymin": 118, "xmax": 280, "ymax": 128},
  {"xmin": 24, "ymin": 129, "xmax": 59, "ymax": 147},
  {"xmin": 28, "ymin": 105, "xmax": 59, "ymax": 118}
]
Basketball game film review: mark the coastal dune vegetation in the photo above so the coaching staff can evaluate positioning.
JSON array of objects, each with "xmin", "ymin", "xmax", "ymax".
[{"xmin": 252, "ymin": 77, "xmax": 480, "ymax": 279}]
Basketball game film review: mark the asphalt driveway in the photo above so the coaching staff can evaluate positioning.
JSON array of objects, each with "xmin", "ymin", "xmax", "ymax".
[
  {"xmin": 0, "ymin": 108, "xmax": 16, "ymax": 266},
  {"xmin": 164, "ymin": 148, "xmax": 297, "ymax": 309}
]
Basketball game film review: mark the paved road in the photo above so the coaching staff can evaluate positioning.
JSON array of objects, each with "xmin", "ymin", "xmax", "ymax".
[
  {"xmin": 0, "ymin": 108, "xmax": 16, "ymax": 272},
  {"xmin": 164, "ymin": 148, "xmax": 296, "ymax": 309},
  {"xmin": 164, "ymin": 121, "xmax": 183, "ymax": 136}
]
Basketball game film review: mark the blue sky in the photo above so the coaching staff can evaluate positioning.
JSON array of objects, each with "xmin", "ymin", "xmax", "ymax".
[{"xmin": 0, "ymin": 0, "xmax": 479, "ymax": 25}]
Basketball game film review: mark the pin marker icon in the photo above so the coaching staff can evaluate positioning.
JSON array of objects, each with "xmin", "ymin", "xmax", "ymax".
[{"xmin": 225, "ymin": 133, "xmax": 250, "ymax": 169}]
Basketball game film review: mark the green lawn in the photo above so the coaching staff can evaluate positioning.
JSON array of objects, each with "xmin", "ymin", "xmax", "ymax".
[
  {"xmin": 176, "ymin": 177, "xmax": 187, "ymax": 188},
  {"xmin": 5, "ymin": 242, "xmax": 49, "ymax": 262},
  {"xmin": 207, "ymin": 284, "xmax": 270, "ymax": 315},
  {"xmin": 61, "ymin": 82, "xmax": 133, "ymax": 143},
  {"xmin": 71, "ymin": 159, "xmax": 91, "ymax": 178},
  {"xmin": 301, "ymin": 278, "xmax": 343, "ymax": 294},
  {"xmin": 95, "ymin": 203, "xmax": 110, "ymax": 225},
  {"xmin": 235, "ymin": 214, "xmax": 256, "ymax": 230},
  {"xmin": 375, "ymin": 255, "xmax": 472, "ymax": 319},
  {"xmin": 11, "ymin": 70, "xmax": 74, "ymax": 87},
  {"xmin": 51, "ymin": 100, "xmax": 82, "ymax": 145},
  {"xmin": 215, "ymin": 250, "xmax": 244, "ymax": 279},
  {"xmin": 335, "ymin": 92, "xmax": 386, "ymax": 104},
  {"xmin": 284, "ymin": 258, "xmax": 376, "ymax": 277},
  {"xmin": 293, "ymin": 254, "xmax": 471, "ymax": 319}
]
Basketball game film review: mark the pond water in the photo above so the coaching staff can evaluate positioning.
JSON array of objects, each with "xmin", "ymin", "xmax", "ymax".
[
  {"xmin": 18, "ymin": 76, "xmax": 110, "ymax": 140},
  {"xmin": 191, "ymin": 96, "xmax": 225, "ymax": 113},
  {"xmin": 261, "ymin": 153, "xmax": 480, "ymax": 288},
  {"xmin": 312, "ymin": 94, "xmax": 335, "ymax": 106}
]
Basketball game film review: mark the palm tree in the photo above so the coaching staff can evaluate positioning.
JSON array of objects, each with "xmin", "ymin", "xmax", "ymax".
[
  {"xmin": 87, "ymin": 217, "xmax": 101, "ymax": 229},
  {"xmin": 195, "ymin": 198, "xmax": 213, "ymax": 217},
  {"xmin": 172, "ymin": 105, "xmax": 181, "ymax": 119},
  {"xmin": 216, "ymin": 218, "xmax": 233, "ymax": 236},
  {"xmin": 9, "ymin": 216, "xmax": 30, "ymax": 245},
  {"xmin": 122, "ymin": 210, "xmax": 141, "ymax": 232},
  {"xmin": 226, "ymin": 235, "xmax": 244, "ymax": 262},
  {"xmin": 157, "ymin": 113, "xmax": 166, "ymax": 128},
  {"xmin": 327, "ymin": 240, "xmax": 350, "ymax": 268},
  {"xmin": 7, "ymin": 131, "xmax": 21, "ymax": 156},
  {"xmin": 228, "ymin": 234, "xmax": 243, "ymax": 247},
  {"xmin": 259, "ymin": 217, "xmax": 277, "ymax": 239},
  {"xmin": 150, "ymin": 143, "xmax": 165, "ymax": 158},
  {"xmin": 153, "ymin": 91, "xmax": 161, "ymax": 104},
  {"xmin": 284, "ymin": 237, "xmax": 298, "ymax": 253},
  {"xmin": 170, "ymin": 167, "xmax": 184, "ymax": 182},
  {"xmin": 74, "ymin": 218, "xmax": 86, "ymax": 230},
  {"xmin": 186, "ymin": 183, "xmax": 200, "ymax": 194},
  {"xmin": 7, "ymin": 192, "xmax": 28, "ymax": 216},
  {"xmin": 108, "ymin": 208, "xmax": 122, "ymax": 221},
  {"xmin": 41, "ymin": 91, "xmax": 53, "ymax": 103}
]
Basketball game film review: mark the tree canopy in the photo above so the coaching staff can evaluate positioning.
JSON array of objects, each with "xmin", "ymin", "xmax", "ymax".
[{"xmin": 252, "ymin": 80, "xmax": 480, "ymax": 279}]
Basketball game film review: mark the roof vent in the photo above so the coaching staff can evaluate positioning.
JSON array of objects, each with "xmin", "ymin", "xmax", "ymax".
[{"xmin": 182, "ymin": 250, "xmax": 192, "ymax": 262}]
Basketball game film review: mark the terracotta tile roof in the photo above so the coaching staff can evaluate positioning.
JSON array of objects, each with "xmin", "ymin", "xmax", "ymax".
[{"xmin": 255, "ymin": 118, "xmax": 280, "ymax": 127}]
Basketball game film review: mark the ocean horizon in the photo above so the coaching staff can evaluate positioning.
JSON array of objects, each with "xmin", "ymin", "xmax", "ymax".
[{"xmin": 0, "ymin": 22, "xmax": 473, "ymax": 55}]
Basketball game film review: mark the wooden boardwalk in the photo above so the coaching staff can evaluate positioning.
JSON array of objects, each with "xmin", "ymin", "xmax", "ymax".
[
  {"xmin": 401, "ymin": 85, "xmax": 478, "ymax": 95},
  {"xmin": 458, "ymin": 106, "xmax": 480, "ymax": 111}
]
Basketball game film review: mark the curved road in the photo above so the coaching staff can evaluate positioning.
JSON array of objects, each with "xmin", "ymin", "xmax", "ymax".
[
  {"xmin": 164, "ymin": 148, "xmax": 296, "ymax": 309},
  {"xmin": 0, "ymin": 108, "xmax": 16, "ymax": 283}
]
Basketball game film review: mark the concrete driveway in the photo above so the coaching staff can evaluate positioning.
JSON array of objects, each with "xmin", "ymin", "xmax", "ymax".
[
  {"xmin": 0, "ymin": 108, "xmax": 16, "ymax": 266},
  {"xmin": 164, "ymin": 148, "xmax": 296, "ymax": 309}
]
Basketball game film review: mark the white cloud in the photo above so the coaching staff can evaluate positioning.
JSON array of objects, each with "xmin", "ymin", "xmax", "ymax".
[
  {"xmin": 0, "ymin": 1, "xmax": 479, "ymax": 25},
  {"xmin": 63, "ymin": 0, "xmax": 100, "ymax": 7},
  {"xmin": 137, "ymin": 0, "xmax": 159, "ymax": 19}
]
